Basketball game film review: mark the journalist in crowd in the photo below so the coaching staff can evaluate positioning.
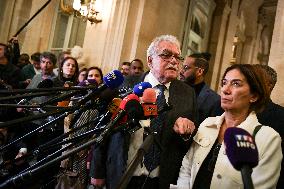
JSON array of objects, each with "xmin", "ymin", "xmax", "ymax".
[
  {"xmin": 52, "ymin": 56, "xmax": 79, "ymax": 87},
  {"xmin": 91, "ymin": 34, "xmax": 198, "ymax": 189},
  {"xmin": 179, "ymin": 53, "xmax": 223, "ymax": 125},
  {"xmin": 175, "ymin": 64, "xmax": 282, "ymax": 189}
]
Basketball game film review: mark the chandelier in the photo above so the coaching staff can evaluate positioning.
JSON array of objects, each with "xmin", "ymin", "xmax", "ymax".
[{"xmin": 60, "ymin": 0, "xmax": 102, "ymax": 24}]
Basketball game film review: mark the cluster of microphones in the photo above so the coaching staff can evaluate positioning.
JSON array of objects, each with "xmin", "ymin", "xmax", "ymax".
[{"xmin": 0, "ymin": 70, "xmax": 259, "ymax": 189}]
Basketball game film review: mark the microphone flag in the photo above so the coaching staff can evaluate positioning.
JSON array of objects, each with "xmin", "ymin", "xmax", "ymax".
[{"xmin": 224, "ymin": 127, "xmax": 259, "ymax": 171}]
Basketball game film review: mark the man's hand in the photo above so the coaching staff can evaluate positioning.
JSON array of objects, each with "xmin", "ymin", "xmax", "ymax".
[
  {"xmin": 15, "ymin": 148, "xmax": 27, "ymax": 165},
  {"xmin": 10, "ymin": 36, "xmax": 18, "ymax": 43},
  {"xmin": 24, "ymin": 79, "xmax": 32, "ymax": 85},
  {"xmin": 173, "ymin": 117, "xmax": 195, "ymax": 140},
  {"xmin": 17, "ymin": 107, "xmax": 25, "ymax": 112},
  {"xmin": 91, "ymin": 178, "xmax": 105, "ymax": 188}
]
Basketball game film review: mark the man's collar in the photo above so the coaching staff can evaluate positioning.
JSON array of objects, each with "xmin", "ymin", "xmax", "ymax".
[
  {"xmin": 144, "ymin": 71, "xmax": 170, "ymax": 89},
  {"xmin": 41, "ymin": 72, "xmax": 56, "ymax": 79}
]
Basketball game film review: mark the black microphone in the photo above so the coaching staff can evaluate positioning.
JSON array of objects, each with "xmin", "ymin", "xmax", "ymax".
[
  {"xmin": 68, "ymin": 88, "xmax": 118, "ymax": 129},
  {"xmin": 0, "ymin": 95, "xmax": 143, "ymax": 189},
  {"xmin": 40, "ymin": 89, "xmax": 81, "ymax": 107},
  {"xmin": 95, "ymin": 94, "xmax": 144, "ymax": 143},
  {"xmin": 41, "ymin": 81, "xmax": 77, "ymax": 106},
  {"xmin": 10, "ymin": 79, "xmax": 55, "ymax": 109},
  {"xmin": 0, "ymin": 106, "xmax": 75, "ymax": 129},
  {"xmin": 75, "ymin": 70, "xmax": 124, "ymax": 106},
  {"xmin": 0, "ymin": 96, "xmax": 143, "ymax": 188},
  {"xmin": 224, "ymin": 127, "xmax": 259, "ymax": 189},
  {"xmin": 30, "ymin": 78, "xmax": 55, "ymax": 112},
  {"xmin": 72, "ymin": 79, "xmax": 99, "ymax": 98},
  {"xmin": 0, "ymin": 80, "xmax": 55, "ymax": 102},
  {"xmin": 37, "ymin": 79, "xmax": 53, "ymax": 88},
  {"xmin": 0, "ymin": 91, "xmax": 54, "ymax": 102},
  {"xmin": 119, "ymin": 82, "xmax": 152, "ymax": 98}
]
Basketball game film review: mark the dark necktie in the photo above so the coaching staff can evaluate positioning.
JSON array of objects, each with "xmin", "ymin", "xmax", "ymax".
[{"xmin": 144, "ymin": 84, "xmax": 167, "ymax": 172}]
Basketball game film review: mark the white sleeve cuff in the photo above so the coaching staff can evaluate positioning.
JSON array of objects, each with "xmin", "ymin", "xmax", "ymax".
[{"xmin": 19, "ymin": 148, "xmax": 27, "ymax": 154}]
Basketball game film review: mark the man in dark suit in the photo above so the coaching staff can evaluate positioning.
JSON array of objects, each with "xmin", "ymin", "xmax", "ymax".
[
  {"xmin": 0, "ymin": 42, "xmax": 21, "ymax": 89},
  {"xmin": 20, "ymin": 52, "xmax": 41, "ymax": 88},
  {"xmin": 180, "ymin": 53, "xmax": 223, "ymax": 125},
  {"xmin": 255, "ymin": 64, "xmax": 284, "ymax": 189},
  {"xmin": 91, "ymin": 35, "xmax": 197, "ymax": 189}
]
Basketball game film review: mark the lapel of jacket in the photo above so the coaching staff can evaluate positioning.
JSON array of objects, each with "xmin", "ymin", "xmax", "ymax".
[{"xmin": 168, "ymin": 79, "xmax": 178, "ymax": 105}]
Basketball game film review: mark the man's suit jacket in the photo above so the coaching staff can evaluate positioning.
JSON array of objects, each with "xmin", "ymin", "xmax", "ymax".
[
  {"xmin": 197, "ymin": 84, "xmax": 223, "ymax": 125},
  {"xmin": 257, "ymin": 99, "xmax": 284, "ymax": 189},
  {"xmin": 21, "ymin": 64, "xmax": 36, "ymax": 80},
  {"xmin": 92, "ymin": 73, "xmax": 198, "ymax": 189}
]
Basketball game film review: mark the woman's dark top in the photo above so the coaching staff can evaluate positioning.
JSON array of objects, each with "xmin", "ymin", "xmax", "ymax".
[{"xmin": 192, "ymin": 140, "xmax": 221, "ymax": 189}]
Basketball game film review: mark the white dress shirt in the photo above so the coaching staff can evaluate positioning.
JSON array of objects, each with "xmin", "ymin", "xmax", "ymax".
[{"xmin": 127, "ymin": 71, "xmax": 171, "ymax": 177}]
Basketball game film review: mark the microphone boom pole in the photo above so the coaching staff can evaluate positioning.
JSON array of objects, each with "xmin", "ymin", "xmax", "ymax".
[
  {"xmin": 0, "ymin": 109, "xmax": 73, "ymax": 152},
  {"xmin": 0, "ymin": 86, "xmax": 97, "ymax": 94},
  {"xmin": 0, "ymin": 104, "xmax": 67, "ymax": 109},
  {"xmin": 0, "ymin": 106, "xmax": 76, "ymax": 129},
  {"xmin": 0, "ymin": 91, "xmax": 56, "ymax": 101},
  {"xmin": 8, "ymin": 0, "xmax": 52, "ymax": 41},
  {"xmin": 117, "ymin": 128, "xmax": 155, "ymax": 189},
  {"xmin": 0, "ymin": 131, "xmax": 107, "ymax": 188}
]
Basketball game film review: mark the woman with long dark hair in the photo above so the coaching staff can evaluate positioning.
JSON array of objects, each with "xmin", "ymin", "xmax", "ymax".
[{"xmin": 53, "ymin": 57, "xmax": 79, "ymax": 87}]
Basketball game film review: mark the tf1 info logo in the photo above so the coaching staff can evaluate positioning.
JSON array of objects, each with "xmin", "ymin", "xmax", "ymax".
[{"xmin": 235, "ymin": 134, "xmax": 256, "ymax": 149}]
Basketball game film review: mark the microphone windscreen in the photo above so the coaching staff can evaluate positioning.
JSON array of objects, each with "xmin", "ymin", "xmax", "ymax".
[
  {"xmin": 111, "ymin": 99, "xmax": 143, "ymax": 131},
  {"xmin": 103, "ymin": 70, "xmax": 124, "ymax": 89},
  {"xmin": 224, "ymin": 127, "xmax": 259, "ymax": 170},
  {"xmin": 124, "ymin": 99, "xmax": 144, "ymax": 120},
  {"xmin": 119, "ymin": 94, "xmax": 140, "ymax": 110},
  {"xmin": 86, "ymin": 79, "xmax": 98, "ymax": 86},
  {"xmin": 141, "ymin": 88, "xmax": 156, "ymax": 103},
  {"xmin": 133, "ymin": 82, "xmax": 152, "ymax": 97},
  {"xmin": 64, "ymin": 81, "xmax": 74, "ymax": 87},
  {"xmin": 77, "ymin": 79, "xmax": 98, "ymax": 87},
  {"xmin": 108, "ymin": 98, "xmax": 122, "ymax": 114},
  {"xmin": 57, "ymin": 101, "xmax": 69, "ymax": 107},
  {"xmin": 77, "ymin": 80, "xmax": 87, "ymax": 87},
  {"xmin": 98, "ymin": 88, "xmax": 119, "ymax": 102},
  {"xmin": 37, "ymin": 79, "xmax": 53, "ymax": 88}
]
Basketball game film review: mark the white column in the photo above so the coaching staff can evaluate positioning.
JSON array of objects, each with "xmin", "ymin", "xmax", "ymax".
[
  {"xmin": 269, "ymin": 0, "xmax": 284, "ymax": 106},
  {"xmin": 129, "ymin": 0, "xmax": 145, "ymax": 59},
  {"xmin": 21, "ymin": 0, "xmax": 57, "ymax": 52},
  {"xmin": 83, "ymin": 0, "xmax": 131, "ymax": 74},
  {"xmin": 210, "ymin": 5, "xmax": 231, "ymax": 91},
  {"xmin": 218, "ymin": 0, "xmax": 240, "ymax": 84}
]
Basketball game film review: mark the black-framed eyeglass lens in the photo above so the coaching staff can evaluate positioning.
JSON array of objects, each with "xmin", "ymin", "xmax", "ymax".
[
  {"xmin": 208, "ymin": 143, "xmax": 222, "ymax": 172},
  {"xmin": 157, "ymin": 52, "xmax": 184, "ymax": 62},
  {"xmin": 182, "ymin": 65, "xmax": 191, "ymax": 71},
  {"xmin": 182, "ymin": 65, "xmax": 201, "ymax": 71}
]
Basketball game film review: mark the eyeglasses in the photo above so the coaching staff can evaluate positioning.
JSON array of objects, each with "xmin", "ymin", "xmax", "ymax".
[
  {"xmin": 181, "ymin": 65, "xmax": 200, "ymax": 72},
  {"xmin": 157, "ymin": 51, "xmax": 184, "ymax": 62},
  {"xmin": 208, "ymin": 143, "xmax": 221, "ymax": 172}
]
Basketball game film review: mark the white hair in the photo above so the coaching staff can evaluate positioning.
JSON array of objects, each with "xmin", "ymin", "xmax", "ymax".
[
  {"xmin": 146, "ymin": 35, "xmax": 181, "ymax": 58},
  {"xmin": 71, "ymin": 45, "xmax": 83, "ymax": 59}
]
